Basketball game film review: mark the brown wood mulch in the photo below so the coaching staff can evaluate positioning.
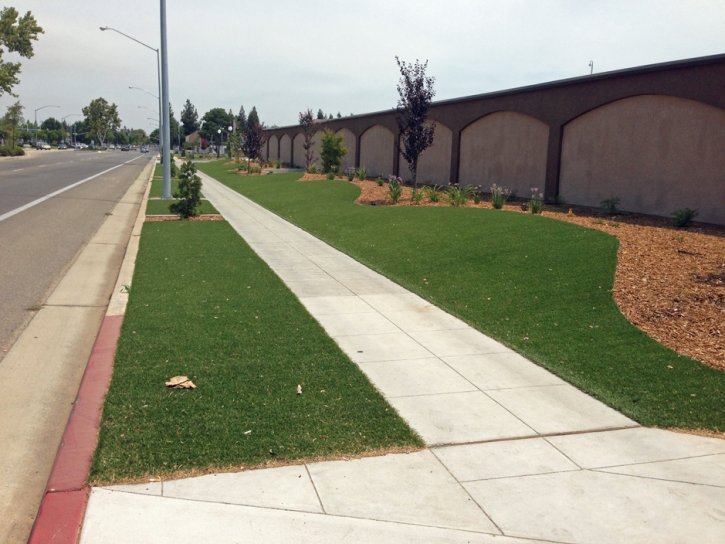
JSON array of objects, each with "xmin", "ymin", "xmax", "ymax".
[
  {"xmin": 298, "ymin": 175, "xmax": 724, "ymax": 370},
  {"xmin": 145, "ymin": 214, "xmax": 224, "ymax": 222}
]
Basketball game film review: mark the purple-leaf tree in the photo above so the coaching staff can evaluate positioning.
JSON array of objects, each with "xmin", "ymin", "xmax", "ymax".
[
  {"xmin": 298, "ymin": 108, "xmax": 316, "ymax": 170},
  {"xmin": 394, "ymin": 56, "xmax": 436, "ymax": 190},
  {"xmin": 241, "ymin": 112, "xmax": 267, "ymax": 173}
]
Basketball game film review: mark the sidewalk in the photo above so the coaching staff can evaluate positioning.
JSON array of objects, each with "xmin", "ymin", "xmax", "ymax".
[{"xmin": 79, "ymin": 172, "xmax": 725, "ymax": 543}]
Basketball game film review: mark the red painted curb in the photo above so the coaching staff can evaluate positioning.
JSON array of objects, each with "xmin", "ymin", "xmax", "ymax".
[{"xmin": 28, "ymin": 315, "xmax": 124, "ymax": 543}]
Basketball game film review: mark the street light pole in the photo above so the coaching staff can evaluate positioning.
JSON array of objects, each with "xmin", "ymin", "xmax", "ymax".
[
  {"xmin": 61, "ymin": 114, "xmax": 80, "ymax": 143},
  {"xmin": 160, "ymin": 0, "xmax": 171, "ymax": 199},
  {"xmin": 34, "ymin": 105, "xmax": 59, "ymax": 142}
]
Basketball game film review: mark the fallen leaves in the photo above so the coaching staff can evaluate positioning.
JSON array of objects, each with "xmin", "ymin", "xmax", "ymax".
[{"xmin": 165, "ymin": 376, "xmax": 196, "ymax": 389}]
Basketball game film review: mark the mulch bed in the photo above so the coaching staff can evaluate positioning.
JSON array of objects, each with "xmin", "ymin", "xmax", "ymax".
[
  {"xmin": 299, "ymin": 175, "xmax": 724, "ymax": 371},
  {"xmin": 145, "ymin": 214, "xmax": 224, "ymax": 222}
]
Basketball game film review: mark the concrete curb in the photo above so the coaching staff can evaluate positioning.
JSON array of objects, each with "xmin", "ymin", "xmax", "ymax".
[{"xmin": 27, "ymin": 163, "xmax": 154, "ymax": 544}]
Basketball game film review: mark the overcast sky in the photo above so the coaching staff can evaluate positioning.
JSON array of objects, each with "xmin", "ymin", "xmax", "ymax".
[{"xmin": 1, "ymin": 0, "xmax": 723, "ymax": 132}]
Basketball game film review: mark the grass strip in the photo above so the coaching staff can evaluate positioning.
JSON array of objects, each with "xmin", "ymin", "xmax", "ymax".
[
  {"xmin": 197, "ymin": 161, "xmax": 725, "ymax": 432},
  {"xmin": 90, "ymin": 221, "xmax": 421, "ymax": 483},
  {"xmin": 145, "ymin": 199, "xmax": 218, "ymax": 215}
]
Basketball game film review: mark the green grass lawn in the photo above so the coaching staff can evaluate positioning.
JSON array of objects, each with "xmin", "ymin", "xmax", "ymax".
[
  {"xmin": 145, "ymin": 199, "xmax": 218, "ymax": 215},
  {"xmin": 197, "ymin": 161, "xmax": 725, "ymax": 432},
  {"xmin": 90, "ymin": 221, "xmax": 421, "ymax": 483}
]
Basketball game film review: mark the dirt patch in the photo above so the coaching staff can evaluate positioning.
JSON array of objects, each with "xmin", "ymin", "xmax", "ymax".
[
  {"xmin": 145, "ymin": 214, "xmax": 224, "ymax": 222},
  {"xmin": 350, "ymin": 179, "xmax": 724, "ymax": 370}
]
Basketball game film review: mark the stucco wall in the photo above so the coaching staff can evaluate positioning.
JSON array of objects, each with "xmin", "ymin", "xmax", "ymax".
[
  {"xmin": 267, "ymin": 135, "xmax": 279, "ymax": 161},
  {"xmin": 279, "ymin": 134, "xmax": 291, "ymax": 164},
  {"xmin": 398, "ymin": 122, "xmax": 452, "ymax": 185},
  {"xmin": 359, "ymin": 125, "xmax": 394, "ymax": 178},
  {"xmin": 560, "ymin": 95, "xmax": 725, "ymax": 225},
  {"xmin": 336, "ymin": 128, "xmax": 356, "ymax": 172},
  {"xmin": 459, "ymin": 112, "xmax": 549, "ymax": 194},
  {"xmin": 292, "ymin": 133, "xmax": 304, "ymax": 167}
]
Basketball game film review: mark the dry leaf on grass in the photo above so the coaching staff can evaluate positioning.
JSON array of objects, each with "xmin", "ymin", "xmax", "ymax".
[{"xmin": 165, "ymin": 376, "xmax": 196, "ymax": 389}]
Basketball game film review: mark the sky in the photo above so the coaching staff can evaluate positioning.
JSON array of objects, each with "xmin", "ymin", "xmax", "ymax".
[{"xmin": 1, "ymin": 0, "xmax": 724, "ymax": 133}]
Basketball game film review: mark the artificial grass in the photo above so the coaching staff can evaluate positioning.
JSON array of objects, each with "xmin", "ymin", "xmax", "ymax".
[
  {"xmin": 197, "ymin": 161, "xmax": 725, "ymax": 432},
  {"xmin": 90, "ymin": 221, "xmax": 421, "ymax": 483},
  {"xmin": 145, "ymin": 198, "xmax": 218, "ymax": 215}
]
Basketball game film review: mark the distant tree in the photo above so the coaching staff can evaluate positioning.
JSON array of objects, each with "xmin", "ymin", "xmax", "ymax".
[
  {"xmin": 316, "ymin": 109, "xmax": 325, "ymax": 120},
  {"xmin": 180, "ymin": 99, "xmax": 199, "ymax": 136},
  {"xmin": 227, "ymin": 131, "xmax": 241, "ymax": 161},
  {"xmin": 241, "ymin": 109, "xmax": 266, "ymax": 173},
  {"xmin": 0, "ymin": 8, "xmax": 43, "ymax": 97},
  {"xmin": 328, "ymin": 113, "xmax": 333, "ymax": 120},
  {"xmin": 394, "ymin": 56, "xmax": 436, "ymax": 190},
  {"xmin": 298, "ymin": 108, "xmax": 316, "ymax": 169},
  {"xmin": 41, "ymin": 117, "xmax": 61, "ymax": 131},
  {"xmin": 336, "ymin": 112, "xmax": 342, "ymax": 118},
  {"xmin": 236, "ymin": 105, "xmax": 247, "ymax": 134},
  {"xmin": 3, "ymin": 100, "xmax": 23, "ymax": 148},
  {"xmin": 320, "ymin": 128, "xmax": 347, "ymax": 173},
  {"xmin": 82, "ymin": 97, "xmax": 121, "ymax": 148},
  {"xmin": 199, "ymin": 107, "xmax": 234, "ymax": 140},
  {"xmin": 129, "ymin": 129, "xmax": 147, "ymax": 145},
  {"xmin": 169, "ymin": 103, "xmax": 180, "ymax": 145}
]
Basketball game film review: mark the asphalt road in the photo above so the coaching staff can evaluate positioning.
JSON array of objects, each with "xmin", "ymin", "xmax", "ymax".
[{"xmin": 0, "ymin": 149, "xmax": 154, "ymax": 362}]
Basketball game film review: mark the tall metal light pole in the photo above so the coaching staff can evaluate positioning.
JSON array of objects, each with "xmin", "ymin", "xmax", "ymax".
[
  {"xmin": 34, "ymin": 105, "xmax": 59, "ymax": 142},
  {"xmin": 160, "ymin": 0, "xmax": 171, "ymax": 199},
  {"xmin": 100, "ymin": 25, "xmax": 166, "ymax": 195}
]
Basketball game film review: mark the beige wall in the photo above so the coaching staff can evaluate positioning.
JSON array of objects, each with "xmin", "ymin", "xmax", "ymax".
[
  {"xmin": 399, "ymin": 122, "xmax": 452, "ymax": 185},
  {"xmin": 359, "ymin": 125, "xmax": 394, "ymax": 178},
  {"xmin": 292, "ymin": 133, "xmax": 304, "ymax": 167},
  {"xmin": 267, "ymin": 135, "xmax": 278, "ymax": 161},
  {"xmin": 311, "ymin": 131, "xmax": 322, "ymax": 168},
  {"xmin": 560, "ymin": 95, "xmax": 725, "ymax": 225},
  {"xmin": 261, "ymin": 141, "xmax": 268, "ymax": 160},
  {"xmin": 336, "ymin": 128, "xmax": 356, "ymax": 172},
  {"xmin": 459, "ymin": 111, "xmax": 549, "ymax": 194},
  {"xmin": 279, "ymin": 134, "xmax": 291, "ymax": 164}
]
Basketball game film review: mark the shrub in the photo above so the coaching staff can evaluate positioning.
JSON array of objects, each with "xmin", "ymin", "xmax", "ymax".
[
  {"xmin": 320, "ymin": 128, "xmax": 348, "ymax": 173},
  {"xmin": 0, "ymin": 146, "xmax": 24, "ymax": 156},
  {"xmin": 672, "ymin": 208, "xmax": 698, "ymax": 228},
  {"xmin": 307, "ymin": 164, "xmax": 318, "ymax": 174},
  {"xmin": 326, "ymin": 171, "xmax": 335, "ymax": 180},
  {"xmin": 472, "ymin": 185, "xmax": 482, "ymax": 204},
  {"xmin": 600, "ymin": 196, "xmax": 621, "ymax": 213},
  {"xmin": 528, "ymin": 188, "xmax": 544, "ymax": 214},
  {"xmin": 169, "ymin": 161, "xmax": 202, "ymax": 219},
  {"xmin": 249, "ymin": 165, "xmax": 262, "ymax": 174},
  {"xmin": 411, "ymin": 188, "xmax": 423, "ymax": 204},
  {"xmin": 490, "ymin": 183, "xmax": 510, "ymax": 209},
  {"xmin": 274, "ymin": 159, "xmax": 281, "ymax": 168},
  {"xmin": 447, "ymin": 184, "xmax": 468, "ymax": 207},
  {"xmin": 357, "ymin": 166, "xmax": 368, "ymax": 181},
  {"xmin": 170, "ymin": 160, "xmax": 179, "ymax": 178},
  {"xmin": 346, "ymin": 167, "xmax": 356, "ymax": 182},
  {"xmin": 424, "ymin": 184, "xmax": 441, "ymax": 202},
  {"xmin": 388, "ymin": 177, "xmax": 403, "ymax": 203}
]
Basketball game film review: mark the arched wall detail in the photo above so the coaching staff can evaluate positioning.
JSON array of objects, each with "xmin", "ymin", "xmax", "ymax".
[
  {"xmin": 292, "ymin": 133, "xmax": 304, "ymax": 168},
  {"xmin": 459, "ymin": 111, "xmax": 549, "ymax": 193},
  {"xmin": 359, "ymin": 125, "xmax": 394, "ymax": 178},
  {"xmin": 279, "ymin": 134, "xmax": 292, "ymax": 164},
  {"xmin": 336, "ymin": 128, "xmax": 356, "ymax": 171},
  {"xmin": 267, "ymin": 135, "xmax": 279, "ymax": 161},
  {"xmin": 398, "ymin": 122, "xmax": 452, "ymax": 185},
  {"xmin": 560, "ymin": 94, "xmax": 725, "ymax": 225}
]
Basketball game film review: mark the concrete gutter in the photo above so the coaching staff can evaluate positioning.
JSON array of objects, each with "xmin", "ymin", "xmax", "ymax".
[{"xmin": 0, "ymin": 159, "xmax": 154, "ymax": 544}]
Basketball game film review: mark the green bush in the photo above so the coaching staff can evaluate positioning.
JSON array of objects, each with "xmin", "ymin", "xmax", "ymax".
[
  {"xmin": 490, "ymin": 184, "xmax": 511, "ymax": 209},
  {"xmin": 169, "ymin": 161, "xmax": 202, "ymax": 218},
  {"xmin": 424, "ymin": 185, "xmax": 441, "ymax": 202},
  {"xmin": 307, "ymin": 164, "xmax": 318, "ymax": 174},
  {"xmin": 0, "ymin": 146, "xmax": 25, "ymax": 156},
  {"xmin": 320, "ymin": 129, "xmax": 347, "ymax": 173},
  {"xmin": 357, "ymin": 166, "xmax": 368, "ymax": 181},
  {"xmin": 326, "ymin": 172, "xmax": 335, "ymax": 180},
  {"xmin": 376, "ymin": 176, "xmax": 384, "ymax": 187},
  {"xmin": 672, "ymin": 208, "xmax": 698, "ymax": 228},
  {"xmin": 388, "ymin": 177, "xmax": 403, "ymax": 203},
  {"xmin": 411, "ymin": 188, "xmax": 423, "ymax": 204}
]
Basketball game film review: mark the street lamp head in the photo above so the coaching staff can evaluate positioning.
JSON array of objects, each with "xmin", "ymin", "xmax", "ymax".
[
  {"xmin": 217, "ymin": 129, "xmax": 221, "ymax": 134},
  {"xmin": 228, "ymin": 126, "xmax": 232, "ymax": 131},
  {"xmin": 100, "ymin": 26, "xmax": 108, "ymax": 31}
]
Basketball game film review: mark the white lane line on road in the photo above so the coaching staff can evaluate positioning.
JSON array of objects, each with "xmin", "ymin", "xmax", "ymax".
[
  {"xmin": 0, "ymin": 155, "xmax": 147, "ymax": 223},
  {"xmin": 13, "ymin": 168, "xmax": 23, "ymax": 171},
  {"xmin": 38, "ymin": 165, "xmax": 46, "ymax": 168}
]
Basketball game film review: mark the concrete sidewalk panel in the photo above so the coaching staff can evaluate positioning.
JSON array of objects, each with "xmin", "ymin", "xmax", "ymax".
[
  {"xmin": 388, "ymin": 391, "xmax": 536, "ymax": 445},
  {"xmin": 344, "ymin": 278, "xmax": 409, "ymax": 296},
  {"xmin": 433, "ymin": 438, "xmax": 579, "ymax": 482},
  {"xmin": 298, "ymin": 295, "xmax": 377, "ymax": 316},
  {"xmin": 307, "ymin": 451, "xmax": 499, "ymax": 533},
  {"xmin": 313, "ymin": 311, "xmax": 401, "ymax": 337},
  {"xmin": 546, "ymin": 427, "xmax": 725, "ymax": 469},
  {"xmin": 285, "ymin": 280, "xmax": 354, "ymax": 297},
  {"xmin": 163, "ymin": 465, "xmax": 323, "ymax": 513},
  {"xmin": 409, "ymin": 329, "xmax": 510, "ymax": 358},
  {"xmin": 464, "ymin": 470, "xmax": 725, "ymax": 544},
  {"xmin": 359, "ymin": 293, "xmax": 435, "ymax": 314},
  {"xmin": 106, "ymin": 482, "xmax": 162, "ymax": 496},
  {"xmin": 382, "ymin": 309, "xmax": 470, "ymax": 333},
  {"xmin": 597, "ymin": 453, "xmax": 725, "ymax": 487},
  {"xmin": 486, "ymin": 384, "xmax": 636, "ymax": 434},
  {"xmin": 443, "ymin": 353, "xmax": 566, "ymax": 390},
  {"xmin": 81, "ymin": 487, "xmax": 534, "ymax": 544},
  {"xmin": 333, "ymin": 332, "xmax": 435, "ymax": 363},
  {"xmin": 358, "ymin": 358, "xmax": 477, "ymax": 398},
  {"xmin": 45, "ymin": 242, "xmax": 123, "ymax": 307}
]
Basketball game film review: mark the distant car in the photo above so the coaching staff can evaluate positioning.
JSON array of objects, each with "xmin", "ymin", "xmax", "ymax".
[
  {"xmin": 140, "ymin": 146, "xmax": 149, "ymax": 153},
  {"xmin": 58, "ymin": 143, "xmax": 68, "ymax": 150},
  {"xmin": 121, "ymin": 145, "xmax": 130, "ymax": 151},
  {"xmin": 88, "ymin": 143, "xmax": 96, "ymax": 150},
  {"xmin": 35, "ymin": 141, "xmax": 51, "ymax": 150}
]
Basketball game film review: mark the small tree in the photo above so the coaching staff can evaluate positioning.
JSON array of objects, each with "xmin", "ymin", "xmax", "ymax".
[
  {"xmin": 394, "ymin": 56, "xmax": 436, "ymax": 190},
  {"xmin": 180, "ymin": 99, "xmax": 199, "ymax": 136},
  {"xmin": 298, "ymin": 108, "xmax": 316, "ymax": 169},
  {"xmin": 316, "ymin": 109, "xmax": 325, "ymax": 120},
  {"xmin": 169, "ymin": 161, "xmax": 202, "ymax": 219},
  {"xmin": 82, "ymin": 97, "xmax": 121, "ymax": 148},
  {"xmin": 320, "ymin": 128, "xmax": 347, "ymax": 174},
  {"xmin": 236, "ymin": 105, "xmax": 247, "ymax": 134},
  {"xmin": 241, "ymin": 109, "xmax": 266, "ymax": 173},
  {"xmin": 3, "ymin": 100, "xmax": 24, "ymax": 148}
]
